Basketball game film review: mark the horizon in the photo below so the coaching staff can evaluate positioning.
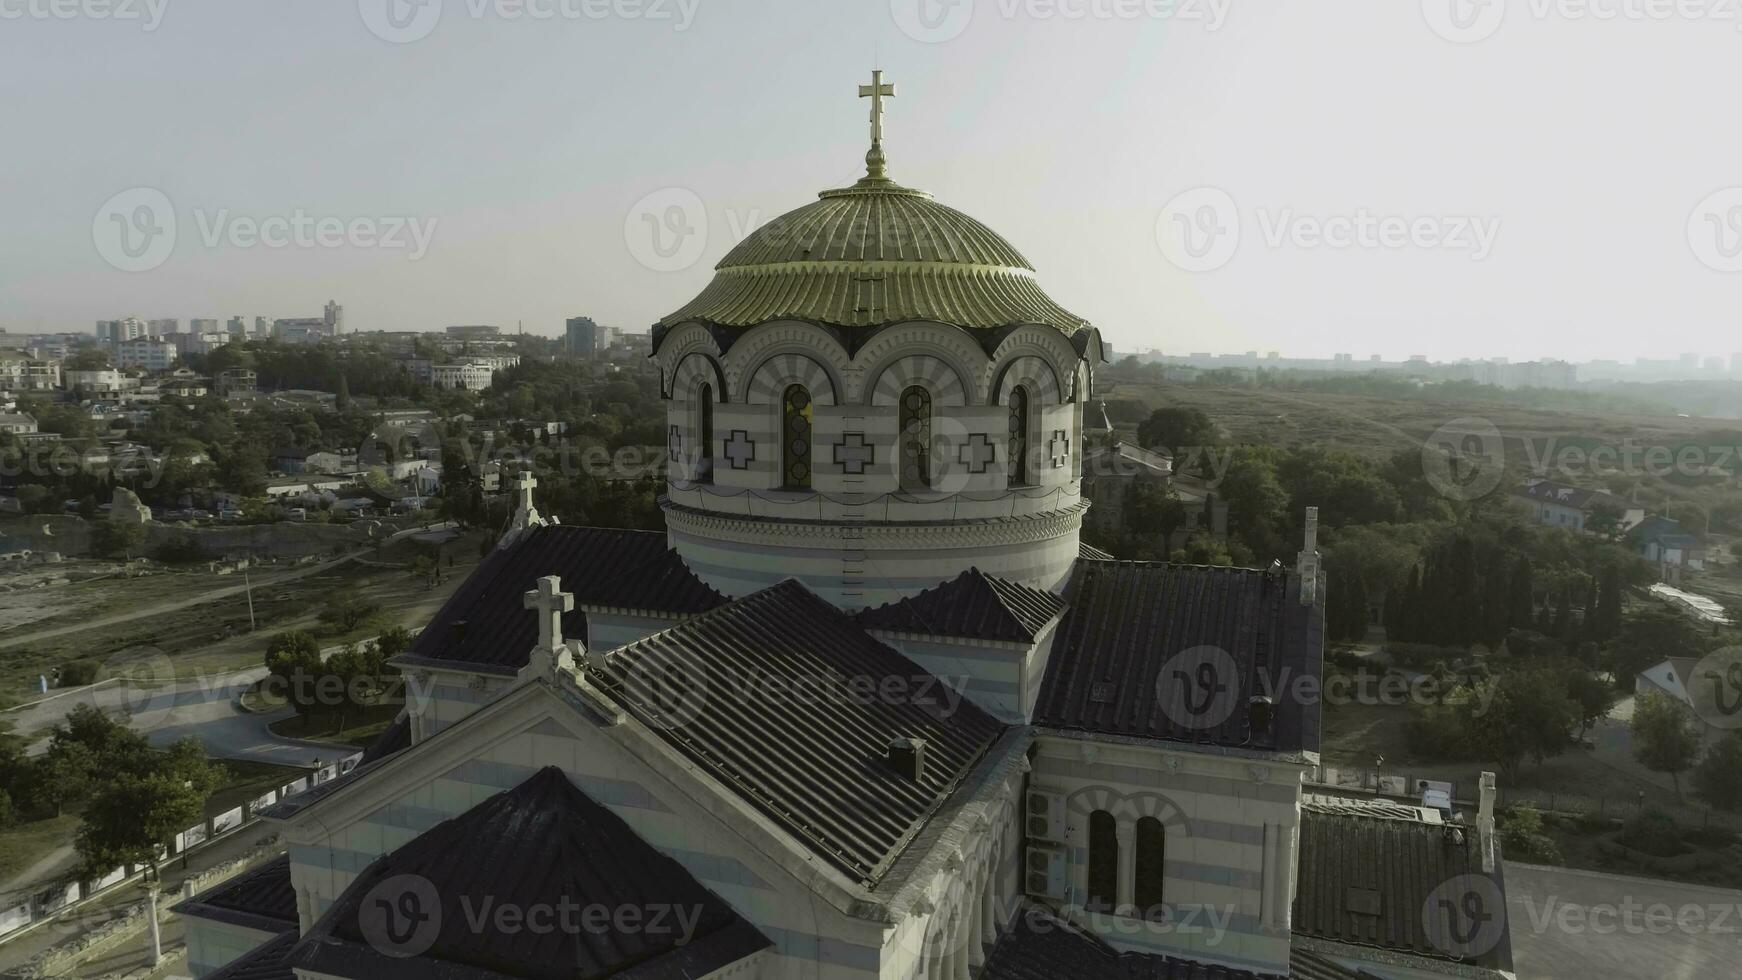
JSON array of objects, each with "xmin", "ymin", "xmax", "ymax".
[{"xmin": 4, "ymin": 2, "xmax": 1742, "ymax": 363}]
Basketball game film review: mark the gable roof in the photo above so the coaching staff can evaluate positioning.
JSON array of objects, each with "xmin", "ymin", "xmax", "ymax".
[
  {"xmin": 1513, "ymin": 480, "xmax": 1619, "ymax": 512},
  {"xmin": 206, "ymin": 930, "xmax": 297, "ymax": 980},
  {"xmin": 298, "ymin": 767, "xmax": 770, "ymax": 980},
  {"xmin": 400, "ymin": 525, "xmax": 725, "ymax": 674},
  {"xmin": 172, "ymin": 855, "xmax": 297, "ymax": 933},
  {"xmin": 1293, "ymin": 807, "xmax": 1511, "ymax": 971},
  {"xmin": 1036, "ymin": 561, "xmax": 1321, "ymax": 755},
  {"xmin": 856, "ymin": 567, "xmax": 1067, "ymax": 643},
  {"xmin": 1078, "ymin": 541, "xmax": 1115, "ymax": 561},
  {"xmin": 982, "ymin": 905, "xmax": 1375, "ymax": 980},
  {"xmin": 590, "ymin": 579, "xmax": 1007, "ymax": 886}
]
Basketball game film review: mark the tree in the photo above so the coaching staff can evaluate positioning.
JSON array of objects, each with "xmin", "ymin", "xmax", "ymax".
[
  {"xmin": 1631, "ymin": 691, "xmax": 1703, "ymax": 800},
  {"xmin": 1610, "ymin": 608, "xmax": 1711, "ymax": 691},
  {"xmin": 1593, "ymin": 563, "xmax": 1624, "ymax": 641},
  {"xmin": 1461, "ymin": 668, "xmax": 1580, "ymax": 779},
  {"xmin": 1136, "ymin": 407, "xmax": 1216, "ymax": 455},
  {"xmin": 375, "ymin": 625, "xmax": 412, "ymax": 659},
  {"xmin": 1694, "ymin": 732, "xmax": 1742, "ymax": 811},
  {"xmin": 265, "ymin": 631, "xmax": 323, "ymax": 716},
  {"xmin": 90, "ymin": 520, "xmax": 147, "ymax": 559},
  {"xmin": 318, "ymin": 595, "xmax": 382, "ymax": 634},
  {"xmin": 73, "ymin": 738, "xmax": 221, "ymax": 968},
  {"xmin": 33, "ymin": 741, "xmax": 97, "ymax": 816},
  {"xmin": 1564, "ymin": 669, "xmax": 1615, "ymax": 741}
]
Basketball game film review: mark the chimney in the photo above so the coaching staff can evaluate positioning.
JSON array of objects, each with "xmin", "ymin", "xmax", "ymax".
[
  {"xmin": 1477, "ymin": 771, "xmax": 1497, "ymax": 873},
  {"xmin": 1248, "ymin": 696, "xmax": 1274, "ymax": 741},
  {"xmin": 887, "ymin": 737, "xmax": 927, "ymax": 782},
  {"xmin": 1297, "ymin": 507, "xmax": 1321, "ymax": 605}
]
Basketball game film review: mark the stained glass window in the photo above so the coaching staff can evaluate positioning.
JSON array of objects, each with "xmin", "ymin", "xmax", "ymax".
[
  {"xmin": 783, "ymin": 384, "xmax": 812, "ymax": 490},
  {"xmin": 899, "ymin": 385, "xmax": 932, "ymax": 491},
  {"xmin": 1008, "ymin": 386, "xmax": 1030, "ymax": 486}
]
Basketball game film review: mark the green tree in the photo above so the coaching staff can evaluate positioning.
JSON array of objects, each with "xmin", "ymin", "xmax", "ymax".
[
  {"xmin": 1610, "ymin": 608, "xmax": 1711, "ymax": 691},
  {"xmin": 1564, "ymin": 669, "xmax": 1615, "ymax": 741},
  {"xmin": 1461, "ymin": 668, "xmax": 1580, "ymax": 779},
  {"xmin": 73, "ymin": 738, "xmax": 222, "ymax": 965},
  {"xmin": 1136, "ymin": 407, "xmax": 1217, "ymax": 455},
  {"xmin": 1631, "ymin": 690, "xmax": 1703, "ymax": 800},
  {"xmin": 265, "ymin": 631, "xmax": 323, "ymax": 716},
  {"xmin": 1693, "ymin": 732, "xmax": 1742, "ymax": 812},
  {"xmin": 375, "ymin": 625, "xmax": 413, "ymax": 659}
]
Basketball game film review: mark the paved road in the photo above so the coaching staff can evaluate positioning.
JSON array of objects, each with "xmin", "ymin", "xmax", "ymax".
[{"xmin": 1505, "ymin": 861, "xmax": 1742, "ymax": 979}]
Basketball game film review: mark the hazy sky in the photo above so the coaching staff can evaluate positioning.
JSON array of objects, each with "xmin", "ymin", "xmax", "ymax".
[{"xmin": 4, "ymin": 0, "xmax": 1741, "ymax": 363}]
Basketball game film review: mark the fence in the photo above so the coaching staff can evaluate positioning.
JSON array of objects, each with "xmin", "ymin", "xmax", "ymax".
[
  {"xmin": 0, "ymin": 751, "xmax": 364, "ymax": 946},
  {"xmin": 1307, "ymin": 764, "xmax": 1742, "ymax": 831}
]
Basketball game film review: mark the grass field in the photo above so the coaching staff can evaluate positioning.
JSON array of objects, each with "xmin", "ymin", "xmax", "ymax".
[{"xmin": 266, "ymin": 702, "xmax": 402, "ymax": 750}]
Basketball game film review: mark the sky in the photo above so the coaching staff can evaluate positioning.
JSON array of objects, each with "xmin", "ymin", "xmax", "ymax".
[{"xmin": 3, "ymin": 0, "xmax": 1741, "ymax": 363}]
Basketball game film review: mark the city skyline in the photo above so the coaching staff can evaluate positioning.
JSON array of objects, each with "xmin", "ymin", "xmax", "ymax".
[{"xmin": 5, "ymin": 4, "xmax": 1742, "ymax": 364}]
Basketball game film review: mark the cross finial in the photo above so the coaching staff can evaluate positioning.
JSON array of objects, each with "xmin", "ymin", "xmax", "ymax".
[
  {"xmin": 857, "ymin": 69, "xmax": 897, "ymax": 180},
  {"xmin": 508, "ymin": 469, "xmax": 543, "ymax": 533},
  {"xmin": 523, "ymin": 575, "xmax": 574, "ymax": 653}
]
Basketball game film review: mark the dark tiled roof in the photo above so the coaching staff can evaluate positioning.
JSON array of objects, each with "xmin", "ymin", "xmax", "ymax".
[
  {"xmin": 1078, "ymin": 541, "xmax": 1116, "ymax": 561},
  {"xmin": 206, "ymin": 930, "xmax": 297, "ymax": 980},
  {"xmin": 1514, "ymin": 480, "xmax": 1618, "ymax": 512},
  {"xmin": 402, "ymin": 525, "xmax": 725, "ymax": 672},
  {"xmin": 304, "ymin": 767, "xmax": 769, "ymax": 980},
  {"xmin": 360, "ymin": 712, "xmax": 412, "ymax": 765},
  {"xmin": 1294, "ymin": 809, "xmax": 1511, "ymax": 970},
  {"xmin": 591, "ymin": 580, "xmax": 1006, "ymax": 886},
  {"xmin": 982, "ymin": 906, "xmax": 1374, "ymax": 980},
  {"xmin": 1036, "ymin": 561, "xmax": 1322, "ymax": 754},
  {"xmin": 173, "ymin": 855, "xmax": 297, "ymax": 931},
  {"xmin": 856, "ymin": 568, "xmax": 1067, "ymax": 643}
]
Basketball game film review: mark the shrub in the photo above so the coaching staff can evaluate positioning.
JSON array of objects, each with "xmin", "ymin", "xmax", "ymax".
[
  {"xmin": 1618, "ymin": 810, "xmax": 1691, "ymax": 858},
  {"xmin": 58, "ymin": 660, "xmax": 101, "ymax": 687},
  {"xmin": 151, "ymin": 532, "xmax": 209, "ymax": 564},
  {"xmin": 1499, "ymin": 807, "xmax": 1563, "ymax": 864}
]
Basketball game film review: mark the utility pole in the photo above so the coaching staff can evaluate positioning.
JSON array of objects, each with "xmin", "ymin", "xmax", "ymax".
[{"xmin": 244, "ymin": 568, "xmax": 256, "ymax": 631}]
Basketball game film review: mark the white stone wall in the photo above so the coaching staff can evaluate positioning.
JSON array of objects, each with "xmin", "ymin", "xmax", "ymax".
[
  {"xmin": 1029, "ymin": 735, "xmax": 1306, "ymax": 975},
  {"xmin": 290, "ymin": 708, "xmax": 892, "ymax": 979}
]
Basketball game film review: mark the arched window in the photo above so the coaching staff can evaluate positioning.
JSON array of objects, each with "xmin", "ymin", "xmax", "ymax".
[
  {"xmin": 782, "ymin": 384, "xmax": 813, "ymax": 490},
  {"xmin": 1134, "ymin": 817, "xmax": 1167, "ymax": 918},
  {"xmin": 899, "ymin": 385, "xmax": 932, "ymax": 491},
  {"xmin": 1007, "ymin": 386, "xmax": 1030, "ymax": 486},
  {"xmin": 697, "ymin": 382, "xmax": 715, "ymax": 483},
  {"xmin": 1087, "ymin": 810, "xmax": 1118, "ymax": 914}
]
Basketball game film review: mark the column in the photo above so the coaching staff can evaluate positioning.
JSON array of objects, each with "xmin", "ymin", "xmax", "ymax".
[{"xmin": 1115, "ymin": 821, "xmax": 1136, "ymax": 917}]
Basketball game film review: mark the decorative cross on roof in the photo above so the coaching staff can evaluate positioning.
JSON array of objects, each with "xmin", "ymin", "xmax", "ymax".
[
  {"xmin": 513, "ymin": 470, "xmax": 537, "ymax": 510},
  {"xmin": 523, "ymin": 575, "xmax": 574, "ymax": 653},
  {"xmin": 858, "ymin": 69, "xmax": 897, "ymax": 180}
]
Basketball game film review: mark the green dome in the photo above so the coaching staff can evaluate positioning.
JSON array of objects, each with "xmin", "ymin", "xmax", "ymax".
[{"xmin": 658, "ymin": 178, "xmax": 1089, "ymax": 334}]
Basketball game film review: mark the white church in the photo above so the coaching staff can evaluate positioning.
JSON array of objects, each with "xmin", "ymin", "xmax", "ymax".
[{"xmin": 174, "ymin": 75, "xmax": 1514, "ymax": 980}]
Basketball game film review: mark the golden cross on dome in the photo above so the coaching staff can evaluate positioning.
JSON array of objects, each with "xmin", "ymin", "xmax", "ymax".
[{"xmin": 858, "ymin": 69, "xmax": 897, "ymax": 179}]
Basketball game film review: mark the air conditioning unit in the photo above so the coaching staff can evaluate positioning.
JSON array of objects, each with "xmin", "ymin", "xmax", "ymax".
[
  {"xmin": 1027, "ymin": 789, "xmax": 1066, "ymax": 843},
  {"xmin": 1025, "ymin": 845, "xmax": 1068, "ymax": 902}
]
